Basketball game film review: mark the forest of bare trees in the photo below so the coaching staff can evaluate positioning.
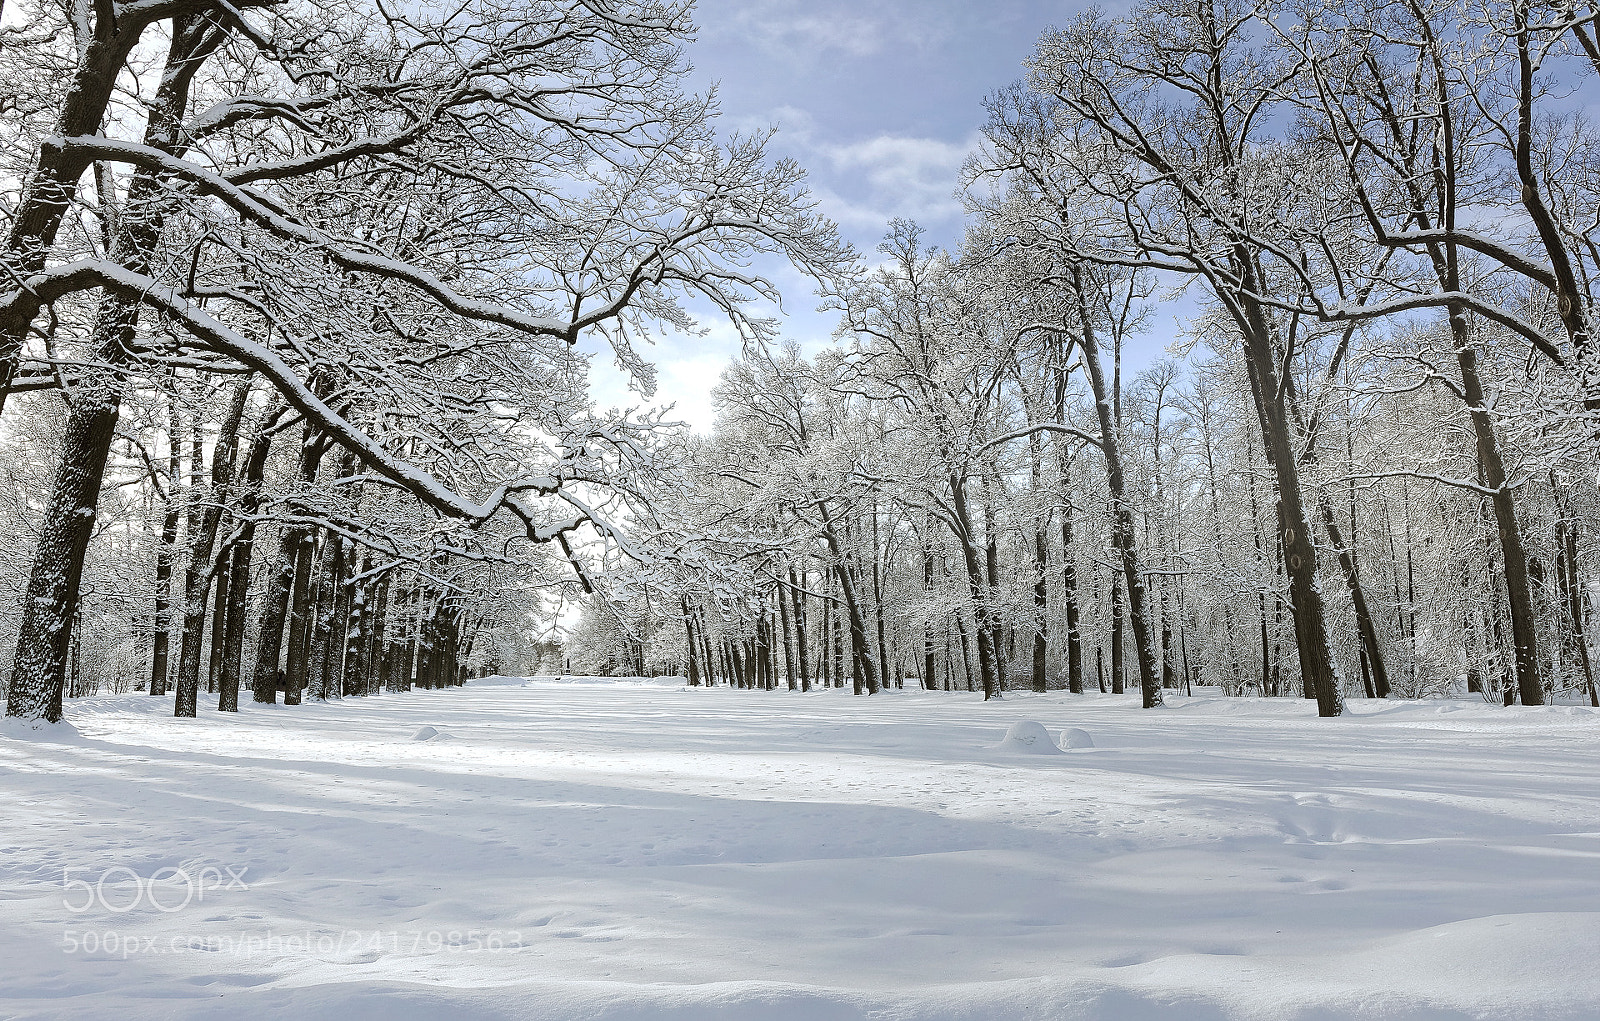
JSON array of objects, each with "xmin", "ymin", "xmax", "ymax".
[
  {"xmin": 567, "ymin": 0, "xmax": 1600, "ymax": 717},
  {"xmin": 4, "ymin": 0, "xmax": 1598, "ymax": 723}
]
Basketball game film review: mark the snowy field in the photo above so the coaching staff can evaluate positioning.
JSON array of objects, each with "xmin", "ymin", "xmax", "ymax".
[{"xmin": 2, "ymin": 681, "xmax": 1599, "ymax": 1020}]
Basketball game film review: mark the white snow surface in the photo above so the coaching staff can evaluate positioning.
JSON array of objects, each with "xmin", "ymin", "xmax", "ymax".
[{"xmin": 2, "ymin": 683, "xmax": 1599, "ymax": 1020}]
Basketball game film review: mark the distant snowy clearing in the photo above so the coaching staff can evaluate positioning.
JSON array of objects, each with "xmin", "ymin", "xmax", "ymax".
[{"xmin": 2, "ymin": 684, "xmax": 1598, "ymax": 1020}]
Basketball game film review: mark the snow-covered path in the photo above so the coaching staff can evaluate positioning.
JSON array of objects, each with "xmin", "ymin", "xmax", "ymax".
[{"xmin": 2, "ymin": 681, "xmax": 1598, "ymax": 1019}]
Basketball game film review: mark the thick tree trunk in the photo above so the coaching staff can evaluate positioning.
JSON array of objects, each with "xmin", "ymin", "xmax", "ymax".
[
  {"xmin": 281, "ymin": 526, "xmax": 318, "ymax": 705},
  {"xmin": 4, "ymin": 374, "xmax": 121, "ymax": 721},
  {"xmin": 683, "ymin": 597, "xmax": 701, "ymax": 686},
  {"xmin": 342, "ymin": 561, "xmax": 372, "ymax": 696},
  {"xmin": 367, "ymin": 572, "xmax": 392, "ymax": 694},
  {"xmin": 5, "ymin": 19, "xmax": 220, "ymax": 721},
  {"xmin": 206, "ymin": 553, "xmax": 230, "ymax": 695},
  {"xmin": 1456, "ymin": 341, "xmax": 1543, "ymax": 705},
  {"xmin": 1238, "ymin": 314, "xmax": 1344, "ymax": 716}
]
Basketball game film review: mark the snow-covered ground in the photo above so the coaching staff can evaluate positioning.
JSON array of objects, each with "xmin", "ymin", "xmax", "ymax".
[{"xmin": 2, "ymin": 681, "xmax": 1598, "ymax": 1020}]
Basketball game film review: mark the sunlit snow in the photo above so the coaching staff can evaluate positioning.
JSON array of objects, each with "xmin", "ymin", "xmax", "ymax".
[{"xmin": 3, "ymin": 681, "xmax": 1597, "ymax": 1019}]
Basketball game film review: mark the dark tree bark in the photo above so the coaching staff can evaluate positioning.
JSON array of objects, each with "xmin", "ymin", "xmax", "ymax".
[
  {"xmin": 921, "ymin": 532, "xmax": 938, "ymax": 692},
  {"xmin": 173, "ymin": 378, "xmax": 251, "ymax": 717},
  {"xmin": 789, "ymin": 565, "xmax": 810, "ymax": 691},
  {"xmin": 1071, "ymin": 266, "xmax": 1162, "ymax": 708},
  {"xmin": 683, "ymin": 597, "xmax": 701, "ymax": 686},
  {"xmin": 342, "ymin": 559, "xmax": 372, "ymax": 696},
  {"xmin": 818, "ymin": 502, "xmax": 882, "ymax": 694},
  {"xmin": 367, "ymin": 571, "xmax": 393, "ymax": 694},
  {"xmin": 0, "ymin": 1, "xmax": 258, "ymax": 415},
  {"xmin": 6, "ymin": 16, "xmax": 224, "ymax": 721},
  {"xmin": 949, "ymin": 474, "xmax": 1001, "ymax": 698},
  {"xmin": 217, "ymin": 405, "xmax": 281, "ymax": 712},
  {"xmin": 250, "ymin": 428, "xmax": 325, "ymax": 704},
  {"xmin": 206, "ymin": 551, "xmax": 230, "ymax": 695},
  {"xmin": 150, "ymin": 401, "xmax": 182, "ymax": 699},
  {"xmin": 777, "ymin": 578, "xmax": 798, "ymax": 691}
]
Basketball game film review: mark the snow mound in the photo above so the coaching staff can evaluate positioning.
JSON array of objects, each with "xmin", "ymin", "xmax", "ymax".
[
  {"xmin": 410, "ymin": 726, "xmax": 454, "ymax": 742},
  {"xmin": 0, "ymin": 715, "xmax": 82, "ymax": 742},
  {"xmin": 1061, "ymin": 727, "xmax": 1095, "ymax": 749},
  {"xmin": 994, "ymin": 720, "xmax": 1063, "ymax": 754},
  {"xmin": 462, "ymin": 674, "xmax": 531, "ymax": 687}
]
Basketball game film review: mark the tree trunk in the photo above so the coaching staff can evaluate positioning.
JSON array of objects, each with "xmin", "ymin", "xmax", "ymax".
[
  {"xmin": 1072, "ymin": 266, "xmax": 1162, "ymax": 708},
  {"xmin": 982, "ymin": 472, "xmax": 1008, "ymax": 694},
  {"xmin": 949, "ymin": 474, "xmax": 1002, "ymax": 698},
  {"xmin": 818, "ymin": 502, "xmax": 882, "ymax": 693},
  {"xmin": 250, "ymin": 429, "xmax": 324, "ymax": 703},
  {"xmin": 1455, "ymin": 341, "xmax": 1543, "ymax": 705},
  {"xmin": 777, "ymin": 578, "xmax": 798, "ymax": 691},
  {"xmin": 1320, "ymin": 497, "xmax": 1391, "ymax": 698},
  {"xmin": 150, "ymin": 402, "xmax": 181, "ymax": 698},
  {"xmin": 217, "ymin": 406, "xmax": 280, "ymax": 713},
  {"xmin": 790, "ymin": 565, "xmax": 810, "ymax": 691},
  {"xmin": 5, "ymin": 18, "xmax": 220, "ymax": 721},
  {"xmin": 4, "ymin": 374, "xmax": 120, "ymax": 721},
  {"xmin": 173, "ymin": 379, "xmax": 251, "ymax": 717},
  {"xmin": 0, "ymin": 5, "xmax": 182, "ymax": 418},
  {"xmin": 1238, "ymin": 314, "xmax": 1344, "ymax": 715}
]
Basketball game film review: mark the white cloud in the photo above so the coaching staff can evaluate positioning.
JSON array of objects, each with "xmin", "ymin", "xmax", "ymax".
[
  {"xmin": 712, "ymin": 1, "xmax": 892, "ymax": 58},
  {"xmin": 818, "ymin": 132, "xmax": 974, "ymax": 228}
]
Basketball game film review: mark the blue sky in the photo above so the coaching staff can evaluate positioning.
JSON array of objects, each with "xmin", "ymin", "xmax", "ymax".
[{"xmin": 591, "ymin": 0, "xmax": 1134, "ymax": 430}]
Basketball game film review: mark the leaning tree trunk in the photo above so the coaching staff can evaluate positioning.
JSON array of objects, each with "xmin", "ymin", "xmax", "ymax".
[
  {"xmin": 5, "ymin": 17, "xmax": 222, "ymax": 722},
  {"xmin": 4, "ymin": 370, "xmax": 121, "ymax": 722},
  {"xmin": 0, "ymin": 3, "xmax": 184, "ymax": 418},
  {"xmin": 1235, "ymin": 276, "xmax": 1344, "ymax": 717},
  {"xmin": 1457, "ymin": 340, "xmax": 1544, "ymax": 705}
]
